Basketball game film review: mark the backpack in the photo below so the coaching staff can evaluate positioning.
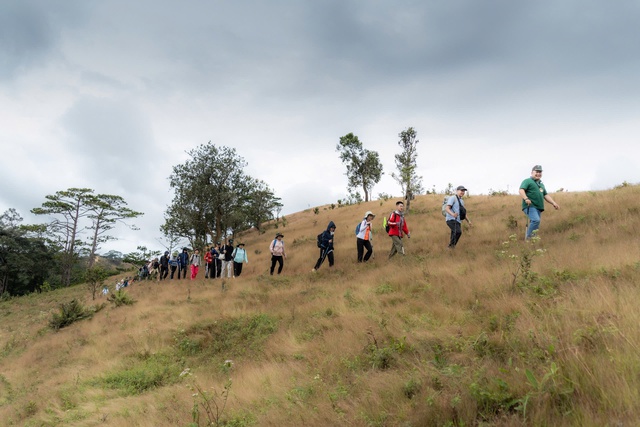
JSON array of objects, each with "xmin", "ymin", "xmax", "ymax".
[
  {"xmin": 441, "ymin": 196, "xmax": 449, "ymax": 217},
  {"xmin": 355, "ymin": 222, "xmax": 361, "ymax": 236},
  {"xmin": 316, "ymin": 232, "xmax": 323, "ymax": 248},
  {"xmin": 442, "ymin": 196, "xmax": 467, "ymax": 220},
  {"xmin": 384, "ymin": 211, "xmax": 395, "ymax": 233}
]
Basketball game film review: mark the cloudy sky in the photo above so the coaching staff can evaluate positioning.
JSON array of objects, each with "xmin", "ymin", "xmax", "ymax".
[{"xmin": 1, "ymin": 0, "xmax": 639, "ymax": 254}]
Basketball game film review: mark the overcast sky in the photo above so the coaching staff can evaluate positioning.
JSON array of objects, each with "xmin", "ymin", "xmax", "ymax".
[{"xmin": 1, "ymin": 0, "xmax": 639, "ymax": 254}]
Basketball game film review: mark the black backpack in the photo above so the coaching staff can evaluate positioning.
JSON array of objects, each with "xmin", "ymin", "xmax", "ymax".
[{"xmin": 316, "ymin": 232, "xmax": 323, "ymax": 248}]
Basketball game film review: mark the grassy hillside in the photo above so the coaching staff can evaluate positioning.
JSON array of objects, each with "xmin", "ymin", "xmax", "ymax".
[{"xmin": 1, "ymin": 185, "xmax": 639, "ymax": 426}]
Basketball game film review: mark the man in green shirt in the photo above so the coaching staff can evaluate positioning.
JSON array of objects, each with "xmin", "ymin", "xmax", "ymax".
[{"xmin": 519, "ymin": 165, "xmax": 560, "ymax": 239}]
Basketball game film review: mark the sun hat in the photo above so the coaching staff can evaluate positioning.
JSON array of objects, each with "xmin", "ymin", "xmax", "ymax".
[
  {"xmin": 364, "ymin": 211, "xmax": 375, "ymax": 218},
  {"xmin": 275, "ymin": 233, "xmax": 284, "ymax": 238}
]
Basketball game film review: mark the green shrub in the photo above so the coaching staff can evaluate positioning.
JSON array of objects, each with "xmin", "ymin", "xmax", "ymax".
[
  {"xmin": 49, "ymin": 299, "xmax": 105, "ymax": 330},
  {"xmin": 98, "ymin": 354, "xmax": 183, "ymax": 395},
  {"xmin": 107, "ymin": 289, "xmax": 136, "ymax": 307}
]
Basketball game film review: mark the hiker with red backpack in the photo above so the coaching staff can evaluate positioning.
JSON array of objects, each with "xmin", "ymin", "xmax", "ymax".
[{"xmin": 387, "ymin": 201, "xmax": 410, "ymax": 258}]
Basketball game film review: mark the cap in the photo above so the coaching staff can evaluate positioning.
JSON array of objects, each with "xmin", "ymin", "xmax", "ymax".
[
  {"xmin": 456, "ymin": 185, "xmax": 467, "ymax": 191},
  {"xmin": 364, "ymin": 211, "xmax": 375, "ymax": 218},
  {"xmin": 532, "ymin": 165, "xmax": 543, "ymax": 171}
]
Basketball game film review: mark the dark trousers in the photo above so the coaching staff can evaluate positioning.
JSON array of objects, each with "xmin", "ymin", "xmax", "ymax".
[
  {"xmin": 314, "ymin": 248, "xmax": 334, "ymax": 270},
  {"xmin": 270, "ymin": 256, "xmax": 284, "ymax": 275},
  {"xmin": 170, "ymin": 265, "xmax": 177, "ymax": 279},
  {"xmin": 178, "ymin": 264, "xmax": 187, "ymax": 279},
  {"xmin": 356, "ymin": 238, "xmax": 373, "ymax": 262},
  {"xmin": 215, "ymin": 259, "xmax": 222, "ymax": 277},
  {"xmin": 160, "ymin": 266, "xmax": 169, "ymax": 280},
  {"xmin": 207, "ymin": 262, "xmax": 216, "ymax": 278},
  {"xmin": 446, "ymin": 220, "xmax": 462, "ymax": 247},
  {"xmin": 234, "ymin": 262, "xmax": 244, "ymax": 277}
]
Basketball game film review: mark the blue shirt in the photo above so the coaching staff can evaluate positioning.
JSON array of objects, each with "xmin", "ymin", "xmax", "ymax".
[{"xmin": 445, "ymin": 195, "xmax": 465, "ymax": 223}]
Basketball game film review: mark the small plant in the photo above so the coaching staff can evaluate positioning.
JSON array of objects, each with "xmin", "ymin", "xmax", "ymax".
[
  {"xmin": 488, "ymin": 188, "xmax": 509, "ymax": 196},
  {"xmin": 313, "ymin": 207, "xmax": 319, "ymax": 215},
  {"xmin": 182, "ymin": 368, "xmax": 232, "ymax": 427},
  {"xmin": 504, "ymin": 215, "xmax": 518, "ymax": 230},
  {"xmin": 498, "ymin": 234, "xmax": 547, "ymax": 291},
  {"xmin": 107, "ymin": 289, "xmax": 136, "ymax": 307}
]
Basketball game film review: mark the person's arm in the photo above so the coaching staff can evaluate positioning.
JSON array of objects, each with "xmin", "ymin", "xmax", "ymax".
[
  {"xmin": 544, "ymin": 194, "xmax": 560, "ymax": 209},
  {"xmin": 445, "ymin": 204, "xmax": 457, "ymax": 218},
  {"xmin": 519, "ymin": 188, "xmax": 532, "ymax": 206}
]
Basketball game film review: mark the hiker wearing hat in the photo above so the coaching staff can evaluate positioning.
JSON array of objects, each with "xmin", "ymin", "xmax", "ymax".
[
  {"xmin": 388, "ymin": 201, "xmax": 410, "ymax": 258},
  {"xmin": 356, "ymin": 211, "xmax": 375, "ymax": 262},
  {"xmin": 269, "ymin": 233, "xmax": 286, "ymax": 275},
  {"xmin": 312, "ymin": 221, "xmax": 336, "ymax": 272},
  {"xmin": 445, "ymin": 186, "xmax": 472, "ymax": 249},
  {"xmin": 519, "ymin": 165, "xmax": 560, "ymax": 239},
  {"xmin": 220, "ymin": 239, "xmax": 235, "ymax": 278},
  {"xmin": 169, "ymin": 251, "xmax": 179, "ymax": 279},
  {"xmin": 232, "ymin": 243, "xmax": 248, "ymax": 278}
]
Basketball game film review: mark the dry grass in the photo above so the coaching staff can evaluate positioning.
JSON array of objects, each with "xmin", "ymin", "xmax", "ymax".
[{"xmin": 1, "ymin": 185, "xmax": 640, "ymax": 426}]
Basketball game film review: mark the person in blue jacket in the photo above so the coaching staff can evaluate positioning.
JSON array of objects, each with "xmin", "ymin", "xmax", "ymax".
[
  {"xmin": 177, "ymin": 247, "xmax": 189, "ymax": 279},
  {"xmin": 312, "ymin": 221, "xmax": 336, "ymax": 272}
]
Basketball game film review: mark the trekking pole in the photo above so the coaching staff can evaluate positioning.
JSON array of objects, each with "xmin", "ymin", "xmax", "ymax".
[{"xmin": 524, "ymin": 206, "xmax": 529, "ymax": 241}]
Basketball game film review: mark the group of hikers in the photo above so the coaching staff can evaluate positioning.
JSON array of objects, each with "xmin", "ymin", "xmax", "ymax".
[
  {"xmin": 127, "ymin": 164, "xmax": 559, "ymax": 279},
  {"xmin": 312, "ymin": 164, "xmax": 561, "ymax": 271}
]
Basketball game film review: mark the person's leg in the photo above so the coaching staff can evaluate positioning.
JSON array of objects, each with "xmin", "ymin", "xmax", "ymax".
[
  {"xmin": 390, "ymin": 235, "xmax": 404, "ymax": 257},
  {"xmin": 270, "ymin": 256, "xmax": 277, "ymax": 275},
  {"xmin": 524, "ymin": 207, "xmax": 541, "ymax": 239},
  {"xmin": 237, "ymin": 262, "xmax": 243, "ymax": 277},
  {"xmin": 327, "ymin": 250, "xmax": 334, "ymax": 267},
  {"xmin": 226, "ymin": 261, "xmax": 233, "ymax": 278},
  {"xmin": 453, "ymin": 221, "xmax": 462, "ymax": 246},
  {"xmin": 277, "ymin": 256, "xmax": 284, "ymax": 274},
  {"xmin": 216, "ymin": 260, "xmax": 222, "ymax": 277},
  {"xmin": 313, "ymin": 249, "xmax": 325, "ymax": 270},
  {"xmin": 447, "ymin": 220, "xmax": 457, "ymax": 247},
  {"xmin": 357, "ymin": 238, "xmax": 364, "ymax": 262},
  {"xmin": 363, "ymin": 240, "xmax": 373, "ymax": 262},
  {"xmin": 389, "ymin": 239, "xmax": 397, "ymax": 258}
]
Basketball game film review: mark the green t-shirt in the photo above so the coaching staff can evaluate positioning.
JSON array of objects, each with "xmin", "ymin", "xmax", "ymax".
[{"xmin": 520, "ymin": 177, "xmax": 547, "ymax": 211}]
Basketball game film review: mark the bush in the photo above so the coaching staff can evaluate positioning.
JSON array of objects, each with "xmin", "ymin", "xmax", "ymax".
[
  {"xmin": 107, "ymin": 289, "xmax": 136, "ymax": 307},
  {"xmin": 49, "ymin": 299, "xmax": 105, "ymax": 330}
]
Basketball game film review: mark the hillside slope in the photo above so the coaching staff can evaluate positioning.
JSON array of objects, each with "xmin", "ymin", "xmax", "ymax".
[{"xmin": 1, "ymin": 186, "xmax": 639, "ymax": 426}]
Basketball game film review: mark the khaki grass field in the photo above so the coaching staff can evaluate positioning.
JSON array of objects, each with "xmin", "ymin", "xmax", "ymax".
[{"xmin": 1, "ymin": 185, "xmax": 640, "ymax": 426}]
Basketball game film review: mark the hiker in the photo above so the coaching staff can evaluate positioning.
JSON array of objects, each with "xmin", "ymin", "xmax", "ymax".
[
  {"xmin": 269, "ymin": 233, "xmax": 286, "ymax": 275},
  {"xmin": 519, "ymin": 165, "xmax": 560, "ymax": 239},
  {"xmin": 208, "ymin": 244, "xmax": 220, "ymax": 279},
  {"xmin": 312, "ymin": 221, "xmax": 336, "ymax": 272},
  {"xmin": 220, "ymin": 239, "xmax": 235, "ymax": 278},
  {"xmin": 388, "ymin": 201, "xmax": 410, "ymax": 258},
  {"xmin": 169, "ymin": 251, "xmax": 179, "ymax": 279},
  {"xmin": 445, "ymin": 186, "xmax": 472, "ymax": 249},
  {"xmin": 204, "ymin": 246, "xmax": 213, "ymax": 278},
  {"xmin": 356, "ymin": 211, "xmax": 375, "ymax": 262},
  {"xmin": 232, "ymin": 243, "xmax": 249, "ymax": 278},
  {"xmin": 178, "ymin": 248, "xmax": 189, "ymax": 279},
  {"xmin": 213, "ymin": 242, "xmax": 222, "ymax": 278},
  {"xmin": 149, "ymin": 258, "xmax": 160, "ymax": 281},
  {"xmin": 189, "ymin": 248, "xmax": 201, "ymax": 280},
  {"xmin": 159, "ymin": 251, "xmax": 170, "ymax": 280}
]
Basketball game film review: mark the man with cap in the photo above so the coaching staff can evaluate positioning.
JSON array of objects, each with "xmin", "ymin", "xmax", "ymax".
[
  {"xmin": 356, "ymin": 211, "xmax": 375, "ymax": 262},
  {"xmin": 445, "ymin": 186, "xmax": 472, "ymax": 249},
  {"xmin": 519, "ymin": 165, "xmax": 560, "ymax": 239}
]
